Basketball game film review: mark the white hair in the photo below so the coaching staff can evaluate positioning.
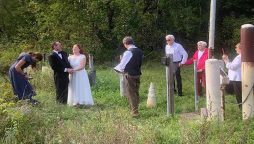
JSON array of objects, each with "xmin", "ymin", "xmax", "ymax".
[
  {"xmin": 197, "ymin": 41, "xmax": 207, "ymax": 47},
  {"xmin": 165, "ymin": 34, "xmax": 175, "ymax": 41}
]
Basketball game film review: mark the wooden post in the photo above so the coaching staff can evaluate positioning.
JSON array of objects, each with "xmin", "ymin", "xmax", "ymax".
[
  {"xmin": 43, "ymin": 53, "xmax": 47, "ymax": 62},
  {"xmin": 206, "ymin": 59, "xmax": 224, "ymax": 121},
  {"xmin": 89, "ymin": 54, "xmax": 94, "ymax": 71},
  {"xmin": 194, "ymin": 60, "xmax": 198, "ymax": 111},
  {"xmin": 241, "ymin": 24, "xmax": 254, "ymax": 120},
  {"xmin": 119, "ymin": 55, "xmax": 126, "ymax": 97},
  {"xmin": 88, "ymin": 54, "xmax": 96, "ymax": 86},
  {"xmin": 166, "ymin": 54, "xmax": 174, "ymax": 116}
]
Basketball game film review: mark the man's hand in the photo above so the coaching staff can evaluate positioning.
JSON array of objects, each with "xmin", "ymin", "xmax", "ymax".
[
  {"xmin": 114, "ymin": 68, "xmax": 123, "ymax": 74},
  {"xmin": 67, "ymin": 68, "xmax": 74, "ymax": 74},
  {"xmin": 197, "ymin": 69, "xmax": 203, "ymax": 72}
]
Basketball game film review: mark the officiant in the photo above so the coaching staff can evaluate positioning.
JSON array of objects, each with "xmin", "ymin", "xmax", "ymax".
[{"xmin": 114, "ymin": 36, "xmax": 143, "ymax": 117}]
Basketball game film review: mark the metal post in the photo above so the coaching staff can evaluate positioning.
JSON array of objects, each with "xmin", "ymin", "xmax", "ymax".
[
  {"xmin": 208, "ymin": 0, "xmax": 216, "ymax": 58},
  {"xmin": 194, "ymin": 60, "xmax": 198, "ymax": 111},
  {"xmin": 241, "ymin": 24, "xmax": 254, "ymax": 120},
  {"xmin": 220, "ymin": 84, "xmax": 226, "ymax": 121},
  {"xmin": 166, "ymin": 54, "xmax": 174, "ymax": 116}
]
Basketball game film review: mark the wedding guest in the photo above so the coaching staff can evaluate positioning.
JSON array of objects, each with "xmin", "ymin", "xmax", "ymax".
[
  {"xmin": 114, "ymin": 36, "xmax": 143, "ymax": 117},
  {"xmin": 164, "ymin": 34, "xmax": 188, "ymax": 96},
  {"xmin": 48, "ymin": 41, "xmax": 72, "ymax": 104},
  {"xmin": 222, "ymin": 43, "xmax": 242, "ymax": 109},
  {"xmin": 67, "ymin": 44, "xmax": 94, "ymax": 106},
  {"xmin": 9, "ymin": 52, "xmax": 43, "ymax": 104},
  {"xmin": 184, "ymin": 41, "xmax": 208, "ymax": 97}
]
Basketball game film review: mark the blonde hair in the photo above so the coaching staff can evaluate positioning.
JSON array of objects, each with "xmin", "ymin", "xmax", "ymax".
[{"xmin": 235, "ymin": 43, "xmax": 240, "ymax": 49}]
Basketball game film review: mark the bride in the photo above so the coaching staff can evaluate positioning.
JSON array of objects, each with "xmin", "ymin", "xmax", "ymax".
[{"xmin": 67, "ymin": 44, "xmax": 94, "ymax": 106}]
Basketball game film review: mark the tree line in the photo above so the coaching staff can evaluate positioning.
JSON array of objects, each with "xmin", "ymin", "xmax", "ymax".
[{"xmin": 0, "ymin": 0, "xmax": 253, "ymax": 62}]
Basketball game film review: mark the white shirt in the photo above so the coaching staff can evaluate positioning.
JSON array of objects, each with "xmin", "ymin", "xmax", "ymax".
[
  {"xmin": 114, "ymin": 45, "xmax": 137, "ymax": 73},
  {"xmin": 226, "ymin": 54, "xmax": 241, "ymax": 81},
  {"xmin": 198, "ymin": 51, "xmax": 204, "ymax": 60},
  {"xmin": 165, "ymin": 42, "xmax": 188, "ymax": 64},
  {"xmin": 53, "ymin": 50, "xmax": 62, "ymax": 59}
]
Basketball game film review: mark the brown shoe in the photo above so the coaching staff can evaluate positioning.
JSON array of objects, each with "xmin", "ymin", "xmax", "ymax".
[{"xmin": 132, "ymin": 113, "xmax": 140, "ymax": 118}]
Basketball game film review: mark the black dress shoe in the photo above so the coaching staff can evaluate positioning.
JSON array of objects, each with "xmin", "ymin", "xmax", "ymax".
[{"xmin": 178, "ymin": 93, "xmax": 184, "ymax": 96}]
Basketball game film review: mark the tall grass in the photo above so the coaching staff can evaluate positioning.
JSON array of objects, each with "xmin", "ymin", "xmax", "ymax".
[{"xmin": 0, "ymin": 62, "xmax": 254, "ymax": 143}]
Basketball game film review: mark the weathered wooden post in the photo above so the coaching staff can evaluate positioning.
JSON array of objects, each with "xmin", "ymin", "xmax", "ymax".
[
  {"xmin": 166, "ymin": 54, "xmax": 174, "ymax": 116},
  {"xmin": 119, "ymin": 74, "xmax": 125, "ymax": 96},
  {"xmin": 206, "ymin": 59, "xmax": 224, "ymax": 121},
  {"xmin": 119, "ymin": 55, "xmax": 126, "ymax": 97},
  {"xmin": 43, "ymin": 53, "xmax": 47, "ymax": 62},
  {"xmin": 241, "ymin": 24, "xmax": 254, "ymax": 120},
  {"xmin": 194, "ymin": 60, "xmax": 198, "ymax": 111},
  {"xmin": 88, "ymin": 54, "xmax": 96, "ymax": 86}
]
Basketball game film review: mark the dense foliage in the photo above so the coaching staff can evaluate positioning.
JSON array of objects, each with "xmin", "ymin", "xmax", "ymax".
[{"xmin": 1, "ymin": 0, "xmax": 253, "ymax": 61}]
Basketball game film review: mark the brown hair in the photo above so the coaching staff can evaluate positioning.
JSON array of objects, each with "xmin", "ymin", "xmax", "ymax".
[
  {"xmin": 75, "ymin": 44, "xmax": 84, "ymax": 54},
  {"xmin": 74, "ymin": 44, "xmax": 89, "ymax": 63},
  {"xmin": 28, "ymin": 52, "xmax": 43, "ymax": 68},
  {"xmin": 51, "ymin": 41, "xmax": 59, "ymax": 50},
  {"xmin": 122, "ymin": 36, "xmax": 134, "ymax": 45}
]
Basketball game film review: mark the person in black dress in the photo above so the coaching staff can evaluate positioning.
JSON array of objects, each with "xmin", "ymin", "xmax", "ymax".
[
  {"xmin": 48, "ymin": 41, "xmax": 73, "ymax": 104},
  {"xmin": 9, "ymin": 52, "xmax": 43, "ymax": 103}
]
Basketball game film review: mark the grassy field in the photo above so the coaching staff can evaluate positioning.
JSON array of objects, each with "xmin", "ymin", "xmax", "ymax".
[{"xmin": 1, "ymin": 61, "xmax": 254, "ymax": 143}]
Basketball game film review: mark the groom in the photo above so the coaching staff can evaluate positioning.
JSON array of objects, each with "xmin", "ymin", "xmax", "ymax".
[{"xmin": 48, "ymin": 41, "xmax": 72, "ymax": 104}]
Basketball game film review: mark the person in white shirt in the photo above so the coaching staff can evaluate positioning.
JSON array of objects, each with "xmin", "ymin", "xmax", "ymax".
[
  {"xmin": 222, "ymin": 43, "xmax": 242, "ymax": 109},
  {"xmin": 114, "ymin": 36, "xmax": 143, "ymax": 117},
  {"xmin": 165, "ymin": 34, "xmax": 188, "ymax": 96}
]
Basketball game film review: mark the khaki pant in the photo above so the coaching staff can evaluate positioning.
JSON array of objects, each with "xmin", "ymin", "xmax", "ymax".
[{"xmin": 124, "ymin": 74, "xmax": 140, "ymax": 114}]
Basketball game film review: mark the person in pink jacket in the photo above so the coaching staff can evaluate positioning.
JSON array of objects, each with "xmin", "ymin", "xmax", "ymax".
[{"xmin": 184, "ymin": 41, "xmax": 208, "ymax": 97}]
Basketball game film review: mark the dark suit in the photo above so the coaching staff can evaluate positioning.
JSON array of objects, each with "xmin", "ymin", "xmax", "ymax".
[{"xmin": 48, "ymin": 51, "xmax": 71, "ymax": 104}]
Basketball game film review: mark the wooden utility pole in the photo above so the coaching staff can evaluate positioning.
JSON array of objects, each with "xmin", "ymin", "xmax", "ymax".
[{"xmin": 241, "ymin": 24, "xmax": 254, "ymax": 120}]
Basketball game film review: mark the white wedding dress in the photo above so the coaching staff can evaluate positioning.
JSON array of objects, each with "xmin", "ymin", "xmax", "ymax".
[{"xmin": 67, "ymin": 54, "xmax": 94, "ymax": 106}]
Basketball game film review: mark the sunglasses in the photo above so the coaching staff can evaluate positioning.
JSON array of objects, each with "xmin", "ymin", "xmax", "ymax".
[{"xmin": 166, "ymin": 39, "xmax": 171, "ymax": 41}]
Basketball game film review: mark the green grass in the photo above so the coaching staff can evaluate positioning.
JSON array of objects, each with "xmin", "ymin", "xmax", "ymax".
[{"xmin": 1, "ymin": 62, "xmax": 254, "ymax": 143}]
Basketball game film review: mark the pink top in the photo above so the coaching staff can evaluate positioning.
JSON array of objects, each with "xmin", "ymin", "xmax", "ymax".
[{"xmin": 185, "ymin": 48, "xmax": 209, "ymax": 71}]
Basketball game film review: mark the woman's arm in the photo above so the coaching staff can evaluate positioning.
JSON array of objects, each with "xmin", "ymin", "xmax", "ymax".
[
  {"xmin": 15, "ymin": 59, "xmax": 26, "ymax": 76},
  {"xmin": 74, "ymin": 57, "xmax": 86, "ymax": 71}
]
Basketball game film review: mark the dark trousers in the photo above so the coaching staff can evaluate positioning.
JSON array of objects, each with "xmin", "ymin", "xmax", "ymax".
[
  {"xmin": 124, "ymin": 74, "xmax": 140, "ymax": 114},
  {"xmin": 225, "ymin": 81, "xmax": 242, "ymax": 109},
  {"xmin": 173, "ymin": 64, "xmax": 182, "ymax": 95},
  {"xmin": 54, "ymin": 73, "xmax": 69, "ymax": 104}
]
